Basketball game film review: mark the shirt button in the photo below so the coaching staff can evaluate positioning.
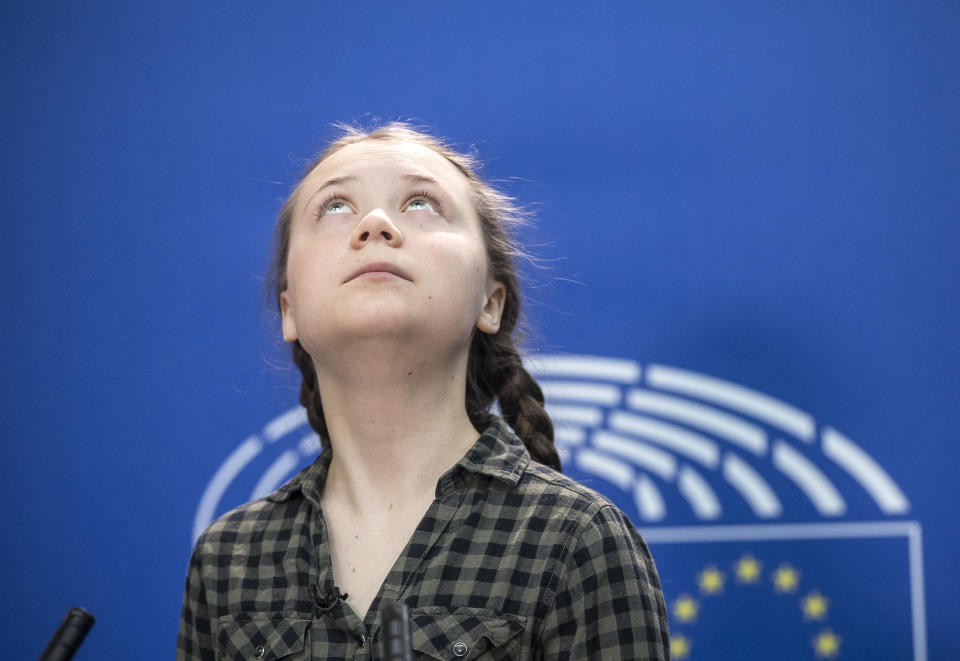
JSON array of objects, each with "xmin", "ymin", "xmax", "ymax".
[
  {"xmin": 357, "ymin": 634, "xmax": 366, "ymax": 648},
  {"xmin": 254, "ymin": 645, "xmax": 265, "ymax": 659},
  {"xmin": 452, "ymin": 641, "xmax": 469, "ymax": 656}
]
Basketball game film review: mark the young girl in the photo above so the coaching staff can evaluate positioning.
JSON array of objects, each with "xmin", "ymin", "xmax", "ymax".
[{"xmin": 178, "ymin": 124, "xmax": 669, "ymax": 660}]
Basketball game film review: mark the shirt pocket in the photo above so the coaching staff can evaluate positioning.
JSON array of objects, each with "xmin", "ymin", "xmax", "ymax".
[
  {"xmin": 215, "ymin": 614, "xmax": 310, "ymax": 661},
  {"xmin": 409, "ymin": 608, "xmax": 526, "ymax": 661}
]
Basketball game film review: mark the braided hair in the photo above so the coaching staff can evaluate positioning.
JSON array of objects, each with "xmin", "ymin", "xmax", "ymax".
[{"xmin": 267, "ymin": 123, "xmax": 561, "ymax": 471}]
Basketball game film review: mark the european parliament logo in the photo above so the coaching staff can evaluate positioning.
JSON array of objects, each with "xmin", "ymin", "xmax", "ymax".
[{"xmin": 194, "ymin": 354, "xmax": 926, "ymax": 661}]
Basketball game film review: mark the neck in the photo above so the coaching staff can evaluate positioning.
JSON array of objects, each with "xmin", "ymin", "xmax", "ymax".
[{"xmin": 312, "ymin": 338, "xmax": 480, "ymax": 516}]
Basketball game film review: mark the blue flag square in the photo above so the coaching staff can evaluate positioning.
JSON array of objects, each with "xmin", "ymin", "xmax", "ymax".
[{"xmin": 643, "ymin": 523, "xmax": 921, "ymax": 660}]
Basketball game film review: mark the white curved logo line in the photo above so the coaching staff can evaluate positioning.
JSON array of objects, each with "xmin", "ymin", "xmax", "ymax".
[
  {"xmin": 677, "ymin": 465, "xmax": 722, "ymax": 520},
  {"xmin": 623, "ymin": 388, "xmax": 766, "ymax": 455},
  {"xmin": 635, "ymin": 475, "xmax": 666, "ymax": 521},
  {"xmin": 249, "ymin": 432, "xmax": 323, "ymax": 501},
  {"xmin": 524, "ymin": 354, "xmax": 641, "ymax": 383},
  {"xmin": 575, "ymin": 449, "xmax": 635, "ymax": 492},
  {"xmin": 541, "ymin": 381, "xmax": 622, "ymax": 406},
  {"xmin": 822, "ymin": 427, "xmax": 908, "ymax": 514},
  {"xmin": 772, "ymin": 440, "xmax": 846, "ymax": 516},
  {"xmin": 592, "ymin": 431, "xmax": 677, "ymax": 479},
  {"xmin": 250, "ymin": 449, "xmax": 300, "ymax": 501},
  {"xmin": 722, "ymin": 453, "xmax": 783, "ymax": 518},
  {"xmin": 554, "ymin": 425, "xmax": 586, "ymax": 445},
  {"xmin": 608, "ymin": 411, "xmax": 721, "ymax": 468},
  {"xmin": 264, "ymin": 407, "xmax": 307, "ymax": 442},
  {"xmin": 192, "ymin": 435, "xmax": 263, "ymax": 543},
  {"xmin": 645, "ymin": 364, "xmax": 816, "ymax": 442},
  {"xmin": 548, "ymin": 404, "xmax": 605, "ymax": 427}
]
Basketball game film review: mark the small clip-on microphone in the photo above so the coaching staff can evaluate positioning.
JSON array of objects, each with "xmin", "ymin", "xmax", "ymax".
[{"xmin": 312, "ymin": 585, "xmax": 349, "ymax": 616}]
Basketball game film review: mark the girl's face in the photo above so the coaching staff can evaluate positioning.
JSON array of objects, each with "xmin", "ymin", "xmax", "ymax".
[{"xmin": 280, "ymin": 139, "xmax": 505, "ymax": 360}]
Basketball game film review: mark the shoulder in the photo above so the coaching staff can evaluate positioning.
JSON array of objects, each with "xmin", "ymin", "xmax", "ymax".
[
  {"xmin": 519, "ymin": 462, "xmax": 660, "ymax": 582},
  {"xmin": 191, "ymin": 491, "xmax": 313, "ymax": 572},
  {"xmin": 192, "ymin": 452, "xmax": 327, "ymax": 561},
  {"xmin": 194, "ymin": 497, "xmax": 282, "ymax": 549},
  {"xmin": 189, "ymin": 500, "xmax": 279, "ymax": 579},
  {"xmin": 479, "ymin": 459, "xmax": 651, "ymax": 576},
  {"xmin": 518, "ymin": 459, "xmax": 627, "ymax": 525},
  {"xmin": 517, "ymin": 464, "xmax": 670, "ymax": 656},
  {"xmin": 474, "ymin": 417, "xmax": 623, "ymax": 525}
]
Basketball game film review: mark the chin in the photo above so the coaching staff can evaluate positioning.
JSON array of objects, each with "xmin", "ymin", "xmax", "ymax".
[
  {"xmin": 306, "ymin": 308, "xmax": 421, "ymax": 345},
  {"xmin": 300, "ymin": 297, "xmax": 476, "ymax": 351}
]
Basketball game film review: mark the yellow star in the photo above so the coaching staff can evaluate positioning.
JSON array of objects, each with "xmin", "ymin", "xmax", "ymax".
[
  {"xmin": 672, "ymin": 595, "xmax": 699, "ymax": 623},
  {"xmin": 772, "ymin": 563, "xmax": 800, "ymax": 593},
  {"xmin": 698, "ymin": 565, "xmax": 725, "ymax": 595},
  {"xmin": 670, "ymin": 634, "xmax": 692, "ymax": 659},
  {"xmin": 802, "ymin": 591, "xmax": 829, "ymax": 620},
  {"xmin": 734, "ymin": 554, "xmax": 762, "ymax": 584},
  {"xmin": 813, "ymin": 629, "xmax": 841, "ymax": 658}
]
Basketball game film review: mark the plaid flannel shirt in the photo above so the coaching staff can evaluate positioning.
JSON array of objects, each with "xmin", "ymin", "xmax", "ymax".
[{"xmin": 178, "ymin": 417, "xmax": 669, "ymax": 660}]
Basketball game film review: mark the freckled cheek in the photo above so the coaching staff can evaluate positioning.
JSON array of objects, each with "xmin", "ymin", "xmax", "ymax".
[
  {"xmin": 284, "ymin": 255, "xmax": 341, "ymax": 317},
  {"xmin": 285, "ymin": 259, "xmax": 313, "ymax": 299},
  {"xmin": 422, "ymin": 246, "xmax": 488, "ymax": 295}
]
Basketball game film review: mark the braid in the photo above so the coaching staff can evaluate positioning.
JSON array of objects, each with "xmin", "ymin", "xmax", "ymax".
[
  {"xmin": 468, "ymin": 328, "xmax": 561, "ymax": 471},
  {"xmin": 291, "ymin": 340, "xmax": 330, "ymax": 449},
  {"xmin": 495, "ymin": 346, "xmax": 561, "ymax": 472}
]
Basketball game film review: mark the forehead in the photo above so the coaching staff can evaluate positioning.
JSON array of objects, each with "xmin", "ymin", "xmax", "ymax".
[{"xmin": 297, "ymin": 138, "xmax": 474, "ymax": 206}]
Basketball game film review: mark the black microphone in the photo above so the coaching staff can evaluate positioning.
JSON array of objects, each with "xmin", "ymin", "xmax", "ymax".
[
  {"xmin": 38, "ymin": 607, "xmax": 95, "ymax": 661},
  {"xmin": 380, "ymin": 601, "xmax": 413, "ymax": 661}
]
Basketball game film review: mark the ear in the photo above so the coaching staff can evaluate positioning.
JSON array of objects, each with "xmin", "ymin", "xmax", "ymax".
[
  {"xmin": 476, "ymin": 279, "xmax": 507, "ymax": 335},
  {"xmin": 279, "ymin": 290, "xmax": 298, "ymax": 342}
]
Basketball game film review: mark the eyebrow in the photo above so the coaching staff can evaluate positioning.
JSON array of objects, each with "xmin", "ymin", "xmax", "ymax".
[
  {"xmin": 304, "ymin": 175, "xmax": 357, "ymax": 203},
  {"xmin": 400, "ymin": 172, "xmax": 441, "ymax": 186}
]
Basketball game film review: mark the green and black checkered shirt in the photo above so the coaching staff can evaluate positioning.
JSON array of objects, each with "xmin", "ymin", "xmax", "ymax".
[{"xmin": 178, "ymin": 418, "xmax": 669, "ymax": 660}]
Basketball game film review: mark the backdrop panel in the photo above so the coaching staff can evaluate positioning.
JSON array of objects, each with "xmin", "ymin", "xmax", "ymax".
[{"xmin": 2, "ymin": 2, "xmax": 957, "ymax": 659}]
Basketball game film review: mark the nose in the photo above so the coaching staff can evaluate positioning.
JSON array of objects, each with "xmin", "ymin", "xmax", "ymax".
[{"xmin": 350, "ymin": 208, "xmax": 404, "ymax": 249}]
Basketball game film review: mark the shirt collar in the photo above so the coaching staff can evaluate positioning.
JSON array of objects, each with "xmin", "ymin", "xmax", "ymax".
[
  {"xmin": 265, "ymin": 416, "xmax": 531, "ymax": 506},
  {"xmin": 450, "ymin": 417, "xmax": 529, "ymax": 487}
]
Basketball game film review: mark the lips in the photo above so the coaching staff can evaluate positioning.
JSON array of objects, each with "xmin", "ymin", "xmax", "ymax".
[{"xmin": 344, "ymin": 261, "xmax": 412, "ymax": 283}]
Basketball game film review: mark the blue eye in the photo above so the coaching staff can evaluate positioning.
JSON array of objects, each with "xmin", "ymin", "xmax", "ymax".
[
  {"xmin": 317, "ymin": 196, "xmax": 352, "ymax": 218},
  {"xmin": 407, "ymin": 199, "xmax": 434, "ymax": 211},
  {"xmin": 406, "ymin": 191, "xmax": 442, "ymax": 213},
  {"xmin": 325, "ymin": 200, "xmax": 351, "ymax": 214}
]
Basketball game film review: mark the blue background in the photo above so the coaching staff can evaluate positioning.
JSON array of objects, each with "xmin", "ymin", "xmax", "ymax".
[{"xmin": 2, "ymin": 2, "xmax": 957, "ymax": 658}]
